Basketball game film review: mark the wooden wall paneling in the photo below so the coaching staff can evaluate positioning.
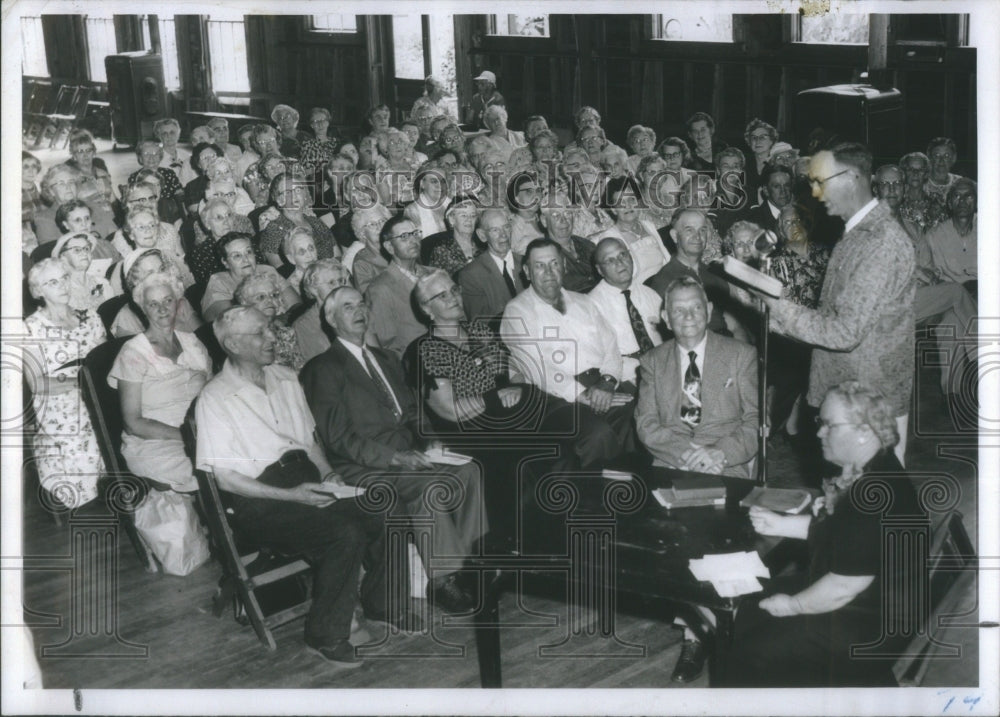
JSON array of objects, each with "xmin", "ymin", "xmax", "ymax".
[
  {"xmin": 942, "ymin": 73, "xmax": 955, "ymax": 139},
  {"xmin": 682, "ymin": 63, "xmax": 695, "ymax": 125},
  {"xmin": 244, "ymin": 16, "xmax": 270, "ymax": 118},
  {"xmin": 174, "ymin": 16, "xmax": 211, "ymax": 113},
  {"xmin": 114, "ymin": 16, "xmax": 143, "ymax": 53},
  {"xmin": 523, "ymin": 56, "xmax": 536, "ymax": 117},
  {"xmin": 777, "ymin": 66, "xmax": 790, "ymax": 136},
  {"xmin": 42, "ymin": 15, "xmax": 89, "ymax": 82},
  {"xmin": 967, "ymin": 72, "xmax": 977, "ymax": 161},
  {"xmin": 711, "ymin": 64, "xmax": 725, "ymax": 131}
]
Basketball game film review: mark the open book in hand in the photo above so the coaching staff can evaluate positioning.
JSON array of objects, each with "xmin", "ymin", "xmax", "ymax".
[
  {"xmin": 739, "ymin": 486, "xmax": 813, "ymax": 514},
  {"xmin": 722, "ymin": 256, "xmax": 784, "ymax": 298}
]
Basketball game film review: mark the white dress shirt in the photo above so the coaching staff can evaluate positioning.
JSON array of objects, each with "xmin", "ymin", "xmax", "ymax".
[
  {"xmin": 588, "ymin": 279, "xmax": 663, "ymax": 381},
  {"xmin": 488, "ymin": 250, "xmax": 517, "ymax": 278},
  {"xmin": 500, "ymin": 287, "xmax": 622, "ymax": 403},
  {"xmin": 844, "ymin": 197, "xmax": 879, "ymax": 234}
]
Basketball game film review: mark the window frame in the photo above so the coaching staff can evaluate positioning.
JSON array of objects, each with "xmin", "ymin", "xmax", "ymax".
[
  {"xmin": 648, "ymin": 11, "xmax": 735, "ymax": 44},
  {"xmin": 83, "ymin": 13, "xmax": 119, "ymax": 83},
  {"xmin": 486, "ymin": 14, "xmax": 551, "ymax": 39},
  {"xmin": 298, "ymin": 15, "xmax": 364, "ymax": 45},
  {"xmin": 21, "ymin": 15, "xmax": 49, "ymax": 78},
  {"xmin": 205, "ymin": 14, "xmax": 251, "ymax": 94}
]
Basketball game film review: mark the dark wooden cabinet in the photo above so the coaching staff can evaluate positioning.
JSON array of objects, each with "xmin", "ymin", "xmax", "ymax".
[{"xmin": 105, "ymin": 52, "xmax": 167, "ymax": 148}]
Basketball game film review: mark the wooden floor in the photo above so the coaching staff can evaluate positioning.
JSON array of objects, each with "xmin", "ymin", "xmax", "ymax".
[
  {"xmin": 15, "ymin": 139, "xmax": 984, "ymax": 689},
  {"xmin": 20, "ymin": 359, "xmax": 981, "ymax": 690}
]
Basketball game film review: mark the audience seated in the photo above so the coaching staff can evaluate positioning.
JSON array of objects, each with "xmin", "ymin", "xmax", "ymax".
[
  {"xmin": 259, "ymin": 173, "xmax": 340, "ymax": 269},
  {"xmin": 538, "ymin": 194, "xmax": 599, "ymax": 293},
  {"xmin": 272, "ymin": 104, "xmax": 310, "ymax": 158},
  {"xmin": 422, "ymin": 194, "xmax": 483, "ymax": 274},
  {"xmin": 111, "ymin": 248, "xmax": 202, "ymax": 338},
  {"xmin": 300, "ymin": 286, "xmax": 486, "ymax": 613},
  {"xmin": 685, "ymin": 112, "xmax": 727, "ymax": 172},
  {"xmin": 456, "ymin": 208, "xmax": 527, "ymax": 326},
  {"xmin": 743, "ymin": 118, "xmax": 779, "ymax": 204},
  {"xmin": 922, "ymin": 178, "xmax": 977, "ymax": 292},
  {"xmin": 234, "ymin": 270, "xmax": 305, "ymax": 371},
  {"xmin": 110, "ymin": 271, "xmax": 211, "ymax": 493},
  {"xmin": 196, "ymin": 305, "xmax": 401, "ymax": 668},
  {"xmin": 53, "ymin": 198, "xmax": 120, "ymax": 263},
  {"xmin": 52, "ymin": 232, "xmax": 116, "ymax": 312},
  {"xmin": 34, "ymin": 164, "xmax": 118, "ymax": 245},
  {"xmin": 365, "ymin": 216, "xmax": 434, "ymax": 358},
  {"xmin": 594, "ymin": 177, "xmax": 672, "ymax": 284},
  {"xmin": 202, "ymin": 232, "xmax": 299, "ymax": 323},
  {"xmin": 589, "ymin": 237, "xmax": 664, "ymax": 385},
  {"xmin": 293, "ymin": 258, "xmax": 351, "ymax": 363},
  {"xmin": 22, "ymin": 258, "xmax": 108, "ymax": 509},
  {"xmin": 742, "ymin": 164, "xmax": 793, "ymax": 234},
  {"xmin": 206, "ymin": 116, "xmax": 244, "ymax": 166},
  {"xmin": 924, "ymin": 137, "xmax": 964, "ymax": 202},
  {"xmin": 898, "ymin": 151, "xmax": 948, "ymax": 235},
  {"xmin": 500, "ymin": 238, "xmax": 635, "ymax": 470},
  {"xmin": 348, "ymin": 205, "xmax": 392, "ymax": 292}
]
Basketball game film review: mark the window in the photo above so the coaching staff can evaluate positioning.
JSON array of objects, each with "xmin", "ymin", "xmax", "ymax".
[
  {"xmin": 651, "ymin": 12, "xmax": 733, "ymax": 42},
  {"xmin": 140, "ymin": 16, "xmax": 181, "ymax": 90},
  {"xmin": 206, "ymin": 15, "xmax": 250, "ymax": 93},
  {"xmin": 393, "ymin": 15, "xmax": 425, "ymax": 80},
  {"xmin": 796, "ymin": 14, "xmax": 869, "ymax": 44},
  {"xmin": 311, "ymin": 14, "xmax": 357, "ymax": 33},
  {"xmin": 488, "ymin": 15, "xmax": 549, "ymax": 38},
  {"xmin": 84, "ymin": 14, "xmax": 119, "ymax": 82},
  {"xmin": 21, "ymin": 15, "xmax": 48, "ymax": 77}
]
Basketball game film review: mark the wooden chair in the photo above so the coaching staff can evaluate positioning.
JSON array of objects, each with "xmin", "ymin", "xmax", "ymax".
[
  {"xmin": 892, "ymin": 511, "xmax": 977, "ymax": 686},
  {"xmin": 36, "ymin": 84, "xmax": 78, "ymax": 149},
  {"xmin": 47, "ymin": 85, "xmax": 93, "ymax": 150},
  {"xmin": 96, "ymin": 295, "xmax": 132, "ymax": 335},
  {"xmin": 23, "ymin": 79, "xmax": 53, "ymax": 145},
  {"xmin": 78, "ymin": 337, "xmax": 158, "ymax": 572},
  {"xmin": 180, "ymin": 401, "xmax": 314, "ymax": 651}
]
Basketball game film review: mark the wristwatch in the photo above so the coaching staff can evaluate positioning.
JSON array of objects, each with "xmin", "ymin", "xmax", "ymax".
[{"xmin": 598, "ymin": 374, "xmax": 618, "ymax": 389}]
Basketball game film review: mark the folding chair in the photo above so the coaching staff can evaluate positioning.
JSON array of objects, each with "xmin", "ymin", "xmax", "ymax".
[
  {"xmin": 892, "ymin": 511, "xmax": 977, "ymax": 686},
  {"xmin": 181, "ymin": 401, "xmax": 314, "ymax": 651},
  {"xmin": 48, "ymin": 85, "xmax": 92, "ymax": 150},
  {"xmin": 36, "ymin": 84, "xmax": 78, "ymax": 149},
  {"xmin": 23, "ymin": 79, "xmax": 52, "ymax": 145},
  {"xmin": 79, "ymin": 337, "xmax": 158, "ymax": 572},
  {"xmin": 96, "ymin": 295, "xmax": 132, "ymax": 335}
]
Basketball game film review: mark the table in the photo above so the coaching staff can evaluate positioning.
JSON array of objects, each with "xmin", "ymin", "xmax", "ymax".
[
  {"xmin": 185, "ymin": 110, "xmax": 267, "ymax": 135},
  {"xmin": 468, "ymin": 467, "xmax": 784, "ymax": 687}
]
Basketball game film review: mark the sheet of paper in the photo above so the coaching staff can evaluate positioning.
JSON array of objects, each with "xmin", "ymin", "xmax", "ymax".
[
  {"xmin": 422, "ymin": 447, "xmax": 474, "ymax": 465},
  {"xmin": 689, "ymin": 550, "xmax": 771, "ymax": 581},
  {"xmin": 712, "ymin": 577, "xmax": 764, "ymax": 597},
  {"xmin": 315, "ymin": 483, "xmax": 365, "ymax": 499}
]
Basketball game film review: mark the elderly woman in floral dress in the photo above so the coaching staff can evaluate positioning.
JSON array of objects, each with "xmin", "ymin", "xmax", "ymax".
[{"xmin": 23, "ymin": 258, "xmax": 108, "ymax": 508}]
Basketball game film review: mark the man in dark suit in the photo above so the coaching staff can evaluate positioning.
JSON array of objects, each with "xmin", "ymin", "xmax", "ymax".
[
  {"xmin": 741, "ymin": 163, "xmax": 793, "ymax": 235},
  {"xmin": 457, "ymin": 208, "xmax": 527, "ymax": 326},
  {"xmin": 635, "ymin": 275, "xmax": 758, "ymax": 683},
  {"xmin": 300, "ymin": 286, "xmax": 486, "ymax": 614}
]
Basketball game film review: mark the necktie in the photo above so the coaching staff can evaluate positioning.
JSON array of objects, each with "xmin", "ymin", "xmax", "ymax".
[
  {"xmin": 363, "ymin": 348, "xmax": 401, "ymax": 419},
  {"xmin": 680, "ymin": 350, "xmax": 702, "ymax": 427},
  {"xmin": 622, "ymin": 289, "xmax": 655, "ymax": 355},
  {"xmin": 501, "ymin": 260, "xmax": 517, "ymax": 298}
]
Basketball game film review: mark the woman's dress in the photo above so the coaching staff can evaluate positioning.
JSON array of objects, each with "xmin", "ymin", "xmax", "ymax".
[
  {"xmin": 23, "ymin": 309, "xmax": 107, "ymax": 508},
  {"xmin": 107, "ymin": 331, "xmax": 211, "ymax": 491}
]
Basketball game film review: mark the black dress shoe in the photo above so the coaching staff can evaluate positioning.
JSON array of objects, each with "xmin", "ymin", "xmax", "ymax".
[
  {"xmin": 427, "ymin": 573, "xmax": 473, "ymax": 614},
  {"xmin": 671, "ymin": 639, "xmax": 706, "ymax": 683},
  {"xmin": 306, "ymin": 639, "xmax": 363, "ymax": 669}
]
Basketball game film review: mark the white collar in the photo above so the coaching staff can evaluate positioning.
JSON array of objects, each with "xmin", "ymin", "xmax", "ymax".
[{"xmin": 844, "ymin": 197, "xmax": 880, "ymax": 233}]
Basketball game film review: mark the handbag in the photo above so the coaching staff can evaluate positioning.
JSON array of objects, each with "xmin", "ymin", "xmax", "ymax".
[{"xmin": 133, "ymin": 490, "xmax": 210, "ymax": 576}]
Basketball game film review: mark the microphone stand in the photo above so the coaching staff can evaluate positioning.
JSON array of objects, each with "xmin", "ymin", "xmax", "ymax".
[{"xmin": 755, "ymin": 252, "xmax": 772, "ymax": 486}]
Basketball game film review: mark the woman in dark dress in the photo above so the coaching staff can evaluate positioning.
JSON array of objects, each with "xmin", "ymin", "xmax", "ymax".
[{"xmin": 722, "ymin": 381, "xmax": 922, "ymax": 687}]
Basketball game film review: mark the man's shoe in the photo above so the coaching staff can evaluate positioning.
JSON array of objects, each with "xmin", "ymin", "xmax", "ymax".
[
  {"xmin": 307, "ymin": 639, "xmax": 364, "ymax": 669},
  {"xmin": 671, "ymin": 639, "xmax": 706, "ymax": 683},
  {"xmin": 427, "ymin": 573, "xmax": 473, "ymax": 614},
  {"xmin": 366, "ymin": 609, "xmax": 426, "ymax": 634}
]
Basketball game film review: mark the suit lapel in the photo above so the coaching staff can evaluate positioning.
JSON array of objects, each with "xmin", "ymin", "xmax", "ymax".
[
  {"xmin": 661, "ymin": 341, "xmax": 681, "ymax": 421},
  {"xmin": 330, "ymin": 340, "xmax": 393, "ymax": 411}
]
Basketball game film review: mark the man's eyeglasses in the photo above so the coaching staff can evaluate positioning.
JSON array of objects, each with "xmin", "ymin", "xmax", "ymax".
[
  {"xmin": 598, "ymin": 251, "xmax": 631, "ymax": 267},
  {"xmin": 814, "ymin": 417, "xmax": 860, "ymax": 430},
  {"xmin": 876, "ymin": 180, "xmax": 902, "ymax": 190},
  {"xmin": 749, "ymin": 133, "xmax": 772, "ymax": 142},
  {"xmin": 391, "ymin": 230, "xmax": 422, "ymax": 242},
  {"xmin": 128, "ymin": 196, "xmax": 157, "ymax": 204},
  {"xmin": 808, "ymin": 169, "xmax": 851, "ymax": 188}
]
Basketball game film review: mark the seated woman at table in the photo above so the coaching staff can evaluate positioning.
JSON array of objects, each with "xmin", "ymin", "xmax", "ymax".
[
  {"xmin": 722, "ymin": 380, "xmax": 921, "ymax": 687},
  {"xmin": 109, "ymin": 271, "xmax": 212, "ymax": 493}
]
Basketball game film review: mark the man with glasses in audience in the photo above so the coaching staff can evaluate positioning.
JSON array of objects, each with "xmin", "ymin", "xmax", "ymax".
[
  {"xmin": 365, "ymin": 216, "xmax": 433, "ymax": 358},
  {"xmin": 753, "ymin": 142, "xmax": 915, "ymax": 464}
]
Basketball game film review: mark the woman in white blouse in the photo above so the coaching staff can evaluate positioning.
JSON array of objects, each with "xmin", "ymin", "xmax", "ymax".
[{"xmin": 593, "ymin": 177, "xmax": 672, "ymax": 285}]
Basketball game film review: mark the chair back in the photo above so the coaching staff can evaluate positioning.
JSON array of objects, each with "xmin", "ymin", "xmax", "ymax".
[
  {"xmin": 893, "ymin": 511, "xmax": 977, "ymax": 685},
  {"xmin": 195, "ymin": 322, "xmax": 227, "ymax": 374},
  {"xmin": 97, "ymin": 294, "xmax": 133, "ymax": 335},
  {"xmin": 70, "ymin": 86, "xmax": 92, "ymax": 120},
  {"xmin": 50, "ymin": 84, "xmax": 78, "ymax": 116},
  {"xmin": 29, "ymin": 241, "xmax": 56, "ymax": 265},
  {"xmin": 79, "ymin": 336, "xmax": 133, "ymax": 476},
  {"xmin": 24, "ymin": 79, "xmax": 53, "ymax": 115}
]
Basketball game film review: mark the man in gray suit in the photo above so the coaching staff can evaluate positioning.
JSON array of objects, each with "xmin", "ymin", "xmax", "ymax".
[
  {"xmin": 636, "ymin": 276, "xmax": 758, "ymax": 478},
  {"xmin": 457, "ymin": 208, "xmax": 526, "ymax": 326},
  {"xmin": 634, "ymin": 275, "xmax": 758, "ymax": 683}
]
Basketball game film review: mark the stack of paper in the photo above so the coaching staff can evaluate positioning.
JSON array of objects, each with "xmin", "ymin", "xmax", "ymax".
[{"xmin": 689, "ymin": 551, "xmax": 771, "ymax": 597}]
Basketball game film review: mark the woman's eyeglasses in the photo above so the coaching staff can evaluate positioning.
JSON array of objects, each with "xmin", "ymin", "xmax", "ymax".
[
  {"xmin": 814, "ymin": 417, "xmax": 860, "ymax": 430},
  {"xmin": 428, "ymin": 285, "xmax": 462, "ymax": 302}
]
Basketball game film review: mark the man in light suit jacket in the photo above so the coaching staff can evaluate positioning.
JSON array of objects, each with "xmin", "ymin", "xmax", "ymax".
[
  {"xmin": 636, "ymin": 276, "xmax": 758, "ymax": 478},
  {"xmin": 300, "ymin": 286, "xmax": 486, "ymax": 614},
  {"xmin": 457, "ymin": 208, "xmax": 527, "ymax": 326}
]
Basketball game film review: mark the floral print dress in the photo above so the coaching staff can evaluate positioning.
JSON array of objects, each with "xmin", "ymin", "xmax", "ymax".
[{"xmin": 23, "ymin": 309, "xmax": 107, "ymax": 508}]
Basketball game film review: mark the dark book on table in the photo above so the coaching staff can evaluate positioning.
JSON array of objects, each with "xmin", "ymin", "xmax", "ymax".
[
  {"xmin": 653, "ymin": 474, "xmax": 727, "ymax": 509},
  {"xmin": 739, "ymin": 486, "xmax": 813, "ymax": 514}
]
